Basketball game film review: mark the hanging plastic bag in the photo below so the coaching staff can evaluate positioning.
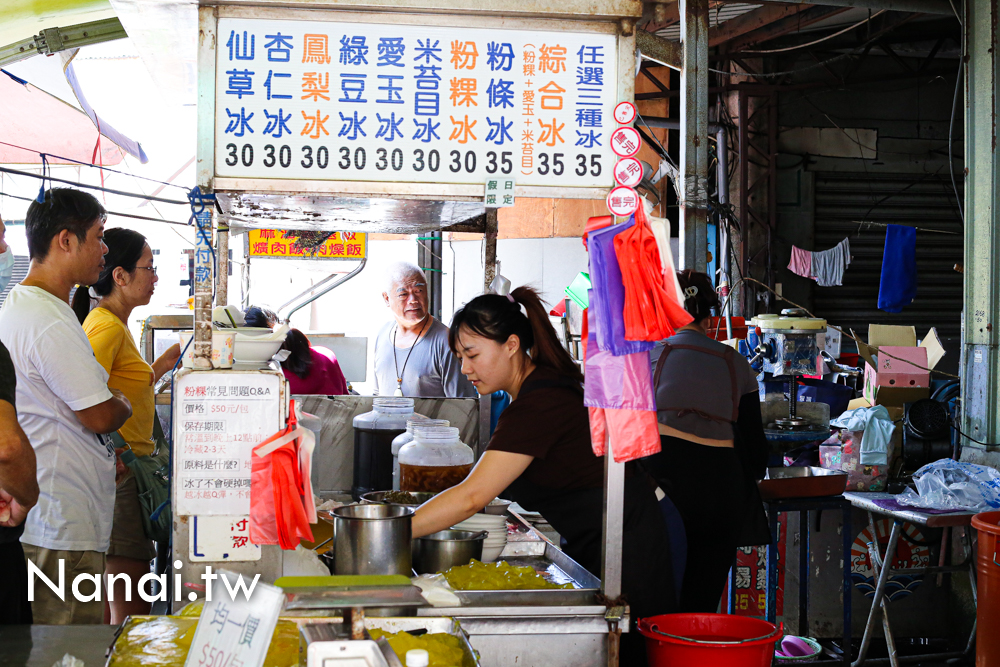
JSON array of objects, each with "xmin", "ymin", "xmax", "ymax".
[
  {"xmin": 583, "ymin": 303, "xmax": 660, "ymax": 462},
  {"xmin": 896, "ymin": 458, "xmax": 1000, "ymax": 512},
  {"xmin": 588, "ymin": 221, "xmax": 655, "ymax": 356},
  {"xmin": 645, "ymin": 203, "xmax": 685, "ymax": 306},
  {"xmin": 614, "ymin": 203, "xmax": 693, "ymax": 342},
  {"xmin": 250, "ymin": 400, "xmax": 315, "ymax": 549}
]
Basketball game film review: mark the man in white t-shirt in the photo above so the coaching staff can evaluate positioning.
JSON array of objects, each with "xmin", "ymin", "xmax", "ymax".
[{"xmin": 0, "ymin": 188, "xmax": 132, "ymax": 625}]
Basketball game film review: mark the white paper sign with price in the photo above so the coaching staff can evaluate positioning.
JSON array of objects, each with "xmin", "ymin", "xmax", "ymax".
[
  {"xmin": 215, "ymin": 18, "xmax": 617, "ymax": 187},
  {"xmin": 174, "ymin": 372, "xmax": 283, "ymax": 516}
]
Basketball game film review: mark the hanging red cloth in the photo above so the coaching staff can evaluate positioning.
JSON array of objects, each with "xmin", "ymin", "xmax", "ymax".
[{"xmin": 614, "ymin": 204, "xmax": 693, "ymax": 342}]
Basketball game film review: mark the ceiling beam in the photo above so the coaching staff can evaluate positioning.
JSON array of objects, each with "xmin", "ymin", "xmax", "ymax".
[
  {"xmin": 637, "ymin": 28, "xmax": 682, "ymax": 69},
  {"xmin": 725, "ymin": 5, "xmax": 850, "ymax": 52},
  {"xmin": 713, "ymin": 0, "xmax": 954, "ymax": 15},
  {"xmin": 709, "ymin": 4, "xmax": 812, "ymax": 47}
]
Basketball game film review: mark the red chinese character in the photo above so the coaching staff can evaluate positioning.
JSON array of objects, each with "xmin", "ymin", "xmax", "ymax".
[{"xmin": 332, "ymin": 243, "xmax": 346, "ymax": 256}]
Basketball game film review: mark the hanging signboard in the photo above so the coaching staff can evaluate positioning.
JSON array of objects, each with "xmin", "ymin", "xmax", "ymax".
[
  {"xmin": 246, "ymin": 229, "xmax": 367, "ymax": 259},
  {"xmin": 213, "ymin": 17, "xmax": 618, "ymax": 190}
]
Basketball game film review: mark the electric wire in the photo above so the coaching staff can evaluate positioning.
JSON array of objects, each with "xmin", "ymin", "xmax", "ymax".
[
  {"xmin": 739, "ymin": 10, "xmax": 886, "ymax": 55},
  {"xmin": 0, "ymin": 189, "xmax": 191, "ymax": 226},
  {"xmin": 0, "ymin": 166, "xmax": 189, "ymax": 205}
]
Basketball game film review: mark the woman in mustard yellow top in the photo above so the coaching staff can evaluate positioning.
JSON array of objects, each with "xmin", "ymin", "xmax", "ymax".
[{"xmin": 72, "ymin": 228, "xmax": 179, "ymax": 623}]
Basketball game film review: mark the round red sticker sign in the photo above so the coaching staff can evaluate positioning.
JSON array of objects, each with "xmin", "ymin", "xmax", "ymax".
[
  {"xmin": 610, "ymin": 126, "xmax": 642, "ymax": 158},
  {"xmin": 606, "ymin": 186, "xmax": 640, "ymax": 217},
  {"xmin": 614, "ymin": 101, "xmax": 637, "ymax": 124},
  {"xmin": 613, "ymin": 157, "xmax": 644, "ymax": 187}
]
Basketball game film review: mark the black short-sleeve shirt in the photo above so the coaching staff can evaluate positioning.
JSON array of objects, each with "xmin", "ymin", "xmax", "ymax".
[
  {"xmin": 487, "ymin": 366, "xmax": 603, "ymax": 493},
  {"xmin": 0, "ymin": 341, "xmax": 24, "ymax": 542}
]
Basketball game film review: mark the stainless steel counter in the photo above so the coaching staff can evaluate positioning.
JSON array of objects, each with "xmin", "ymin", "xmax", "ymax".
[{"xmin": 0, "ymin": 625, "xmax": 119, "ymax": 667}]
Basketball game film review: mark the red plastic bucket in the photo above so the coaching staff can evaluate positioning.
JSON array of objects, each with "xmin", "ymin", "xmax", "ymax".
[
  {"xmin": 972, "ymin": 511, "xmax": 1000, "ymax": 667},
  {"xmin": 638, "ymin": 614, "xmax": 782, "ymax": 667}
]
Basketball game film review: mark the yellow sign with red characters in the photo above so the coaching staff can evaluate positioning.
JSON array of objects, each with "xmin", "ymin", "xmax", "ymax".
[{"xmin": 247, "ymin": 229, "xmax": 367, "ymax": 259}]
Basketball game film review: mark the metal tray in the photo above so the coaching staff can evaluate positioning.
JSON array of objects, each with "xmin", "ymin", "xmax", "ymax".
[
  {"xmin": 365, "ymin": 617, "xmax": 480, "ymax": 667},
  {"xmin": 758, "ymin": 466, "xmax": 848, "ymax": 500}
]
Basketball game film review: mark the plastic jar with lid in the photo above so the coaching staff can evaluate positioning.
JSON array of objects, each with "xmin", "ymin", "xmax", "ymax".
[
  {"xmin": 351, "ymin": 398, "xmax": 422, "ymax": 499},
  {"xmin": 398, "ymin": 425, "xmax": 475, "ymax": 493},
  {"xmin": 392, "ymin": 418, "xmax": 449, "ymax": 490}
]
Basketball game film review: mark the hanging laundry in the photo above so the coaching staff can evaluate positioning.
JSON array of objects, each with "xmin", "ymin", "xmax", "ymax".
[
  {"xmin": 787, "ymin": 238, "xmax": 851, "ymax": 287},
  {"xmin": 811, "ymin": 238, "xmax": 851, "ymax": 287},
  {"xmin": 878, "ymin": 224, "xmax": 917, "ymax": 313}
]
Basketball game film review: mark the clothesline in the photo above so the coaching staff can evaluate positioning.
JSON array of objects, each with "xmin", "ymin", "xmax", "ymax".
[{"xmin": 854, "ymin": 220, "xmax": 961, "ymax": 236}]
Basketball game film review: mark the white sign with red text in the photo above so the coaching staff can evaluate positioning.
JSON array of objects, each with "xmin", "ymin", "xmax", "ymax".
[
  {"xmin": 607, "ymin": 185, "xmax": 639, "ymax": 216},
  {"xmin": 610, "ymin": 126, "xmax": 641, "ymax": 158},
  {"xmin": 613, "ymin": 157, "xmax": 643, "ymax": 187},
  {"xmin": 613, "ymin": 101, "xmax": 636, "ymax": 124}
]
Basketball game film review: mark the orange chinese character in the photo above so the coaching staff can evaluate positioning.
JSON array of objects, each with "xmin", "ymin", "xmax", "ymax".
[
  {"xmin": 450, "ymin": 40, "xmax": 478, "ymax": 69},
  {"xmin": 449, "ymin": 78, "xmax": 478, "ymax": 107},
  {"xmin": 537, "ymin": 118, "xmax": 565, "ymax": 146},
  {"xmin": 523, "ymin": 63, "xmax": 535, "ymax": 76},
  {"xmin": 538, "ymin": 44, "xmax": 567, "ymax": 74},
  {"xmin": 302, "ymin": 34, "xmax": 331, "ymax": 64},
  {"xmin": 449, "ymin": 115, "xmax": 478, "ymax": 144},
  {"xmin": 301, "ymin": 72, "xmax": 330, "ymax": 101},
  {"xmin": 538, "ymin": 81, "xmax": 565, "ymax": 110},
  {"xmin": 301, "ymin": 110, "xmax": 330, "ymax": 139}
]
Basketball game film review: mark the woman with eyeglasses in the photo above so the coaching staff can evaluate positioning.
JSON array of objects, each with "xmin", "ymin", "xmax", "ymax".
[{"xmin": 72, "ymin": 228, "xmax": 180, "ymax": 623}]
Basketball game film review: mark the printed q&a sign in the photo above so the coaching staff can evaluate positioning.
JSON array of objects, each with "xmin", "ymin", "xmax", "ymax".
[
  {"xmin": 247, "ymin": 229, "xmax": 367, "ymax": 259},
  {"xmin": 174, "ymin": 372, "xmax": 282, "ymax": 516},
  {"xmin": 215, "ymin": 19, "xmax": 617, "ymax": 188}
]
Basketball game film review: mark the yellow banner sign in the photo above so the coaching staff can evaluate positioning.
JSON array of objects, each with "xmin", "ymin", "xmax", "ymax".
[{"xmin": 247, "ymin": 230, "xmax": 367, "ymax": 259}]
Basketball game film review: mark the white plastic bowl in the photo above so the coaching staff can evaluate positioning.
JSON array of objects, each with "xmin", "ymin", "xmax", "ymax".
[
  {"xmin": 481, "ymin": 545, "xmax": 505, "ymax": 562},
  {"xmin": 233, "ymin": 336, "xmax": 284, "ymax": 363}
]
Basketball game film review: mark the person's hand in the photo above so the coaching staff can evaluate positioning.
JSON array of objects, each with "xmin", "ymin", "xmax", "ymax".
[
  {"xmin": 114, "ymin": 447, "xmax": 128, "ymax": 485},
  {"xmin": 162, "ymin": 343, "xmax": 181, "ymax": 368},
  {"xmin": 0, "ymin": 488, "xmax": 31, "ymax": 528}
]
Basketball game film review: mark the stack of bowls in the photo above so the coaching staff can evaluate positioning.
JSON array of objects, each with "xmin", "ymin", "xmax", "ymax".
[{"xmin": 452, "ymin": 512, "xmax": 508, "ymax": 562}]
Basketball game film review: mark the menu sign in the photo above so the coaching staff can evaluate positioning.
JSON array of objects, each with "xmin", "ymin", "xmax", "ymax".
[
  {"xmin": 174, "ymin": 372, "xmax": 283, "ymax": 516},
  {"xmin": 214, "ymin": 18, "xmax": 617, "ymax": 188}
]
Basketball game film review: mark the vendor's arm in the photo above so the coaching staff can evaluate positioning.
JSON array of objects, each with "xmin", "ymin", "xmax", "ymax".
[
  {"xmin": 151, "ymin": 343, "xmax": 182, "ymax": 381},
  {"xmin": 412, "ymin": 450, "xmax": 533, "ymax": 537}
]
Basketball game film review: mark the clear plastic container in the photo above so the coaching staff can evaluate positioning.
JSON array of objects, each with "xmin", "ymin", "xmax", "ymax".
[
  {"xmin": 352, "ymin": 398, "xmax": 421, "ymax": 500},
  {"xmin": 398, "ymin": 426, "xmax": 475, "ymax": 493},
  {"xmin": 392, "ymin": 418, "xmax": 450, "ymax": 491}
]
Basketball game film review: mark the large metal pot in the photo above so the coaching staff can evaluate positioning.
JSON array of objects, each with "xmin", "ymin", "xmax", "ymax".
[
  {"xmin": 412, "ymin": 529, "xmax": 487, "ymax": 575},
  {"xmin": 332, "ymin": 503, "xmax": 415, "ymax": 576}
]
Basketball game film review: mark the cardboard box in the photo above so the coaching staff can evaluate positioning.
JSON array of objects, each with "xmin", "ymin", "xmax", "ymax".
[
  {"xmin": 868, "ymin": 346, "xmax": 930, "ymax": 388},
  {"xmin": 859, "ymin": 324, "xmax": 941, "ymax": 407}
]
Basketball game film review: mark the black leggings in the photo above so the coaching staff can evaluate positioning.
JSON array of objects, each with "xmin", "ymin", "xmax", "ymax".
[{"xmin": 642, "ymin": 436, "xmax": 748, "ymax": 613}]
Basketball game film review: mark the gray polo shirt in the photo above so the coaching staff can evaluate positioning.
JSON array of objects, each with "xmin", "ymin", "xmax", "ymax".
[{"xmin": 373, "ymin": 318, "xmax": 476, "ymax": 398}]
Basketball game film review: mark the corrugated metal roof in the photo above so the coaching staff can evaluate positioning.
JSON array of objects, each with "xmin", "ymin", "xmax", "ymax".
[{"xmin": 655, "ymin": 3, "xmax": 762, "ymax": 41}]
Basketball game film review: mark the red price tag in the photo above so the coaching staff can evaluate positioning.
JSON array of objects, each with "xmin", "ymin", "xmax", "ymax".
[
  {"xmin": 606, "ymin": 186, "xmax": 640, "ymax": 217},
  {"xmin": 614, "ymin": 101, "xmax": 637, "ymax": 124},
  {"xmin": 613, "ymin": 157, "xmax": 643, "ymax": 187},
  {"xmin": 610, "ymin": 126, "xmax": 642, "ymax": 158}
]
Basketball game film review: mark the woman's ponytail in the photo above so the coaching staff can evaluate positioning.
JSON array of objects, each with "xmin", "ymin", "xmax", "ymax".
[
  {"xmin": 509, "ymin": 286, "xmax": 582, "ymax": 383},
  {"xmin": 71, "ymin": 286, "xmax": 93, "ymax": 324}
]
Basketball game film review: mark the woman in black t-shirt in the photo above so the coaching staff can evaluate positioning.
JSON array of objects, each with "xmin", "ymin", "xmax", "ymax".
[{"xmin": 412, "ymin": 287, "xmax": 675, "ymax": 666}]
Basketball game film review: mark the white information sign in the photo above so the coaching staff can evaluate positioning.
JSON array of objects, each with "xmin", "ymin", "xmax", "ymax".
[
  {"xmin": 184, "ymin": 570, "xmax": 284, "ymax": 667},
  {"xmin": 190, "ymin": 515, "xmax": 262, "ymax": 562},
  {"xmin": 485, "ymin": 177, "xmax": 516, "ymax": 207},
  {"xmin": 174, "ymin": 372, "xmax": 283, "ymax": 516},
  {"xmin": 215, "ymin": 18, "xmax": 617, "ymax": 187}
]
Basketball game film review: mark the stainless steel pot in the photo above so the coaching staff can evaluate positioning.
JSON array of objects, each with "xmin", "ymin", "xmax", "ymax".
[
  {"xmin": 412, "ymin": 529, "xmax": 487, "ymax": 575},
  {"xmin": 332, "ymin": 503, "xmax": 415, "ymax": 576}
]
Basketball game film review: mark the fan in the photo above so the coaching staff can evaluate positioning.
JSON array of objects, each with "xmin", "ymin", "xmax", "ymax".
[{"xmin": 902, "ymin": 398, "xmax": 952, "ymax": 469}]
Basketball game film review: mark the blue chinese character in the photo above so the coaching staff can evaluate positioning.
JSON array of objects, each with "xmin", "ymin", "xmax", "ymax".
[
  {"xmin": 264, "ymin": 33, "xmax": 293, "ymax": 62},
  {"xmin": 195, "ymin": 265, "xmax": 212, "ymax": 282},
  {"xmin": 339, "ymin": 35, "xmax": 369, "ymax": 66},
  {"xmin": 412, "ymin": 118, "xmax": 441, "ymax": 143},
  {"xmin": 378, "ymin": 37, "xmax": 405, "ymax": 66},
  {"xmin": 486, "ymin": 42, "xmax": 514, "ymax": 71},
  {"xmin": 377, "ymin": 75, "xmax": 404, "ymax": 104},
  {"xmin": 264, "ymin": 71, "xmax": 291, "ymax": 100},
  {"xmin": 487, "ymin": 79, "xmax": 514, "ymax": 109},
  {"xmin": 485, "ymin": 116, "xmax": 513, "ymax": 146},
  {"xmin": 227, "ymin": 31, "xmax": 254, "ymax": 61},
  {"xmin": 575, "ymin": 129, "xmax": 601, "ymax": 148},
  {"xmin": 224, "ymin": 108, "xmax": 254, "ymax": 136},
  {"xmin": 414, "ymin": 64, "xmax": 442, "ymax": 85},
  {"xmin": 338, "ymin": 111, "xmax": 367, "ymax": 140},
  {"xmin": 376, "ymin": 112, "xmax": 405, "ymax": 141},
  {"xmin": 414, "ymin": 39, "xmax": 442, "ymax": 63},
  {"xmin": 576, "ymin": 66, "xmax": 604, "ymax": 86},
  {"xmin": 263, "ymin": 109, "xmax": 291, "ymax": 138},
  {"xmin": 575, "ymin": 108, "xmax": 602, "ymax": 128},
  {"xmin": 225, "ymin": 69, "xmax": 254, "ymax": 99},
  {"xmin": 339, "ymin": 73, "xmax": 367, "ymax": 103},
  {"xmin": 414, "ymin": 91, "xmax": 440, "ymax": 116},
  {"xmin": 577, "ymin": 45, "xmax": 604, "ymax": 65},
  {"xmin": 576, "ymin": 91, "xmax": 602, "ymax": 107}
]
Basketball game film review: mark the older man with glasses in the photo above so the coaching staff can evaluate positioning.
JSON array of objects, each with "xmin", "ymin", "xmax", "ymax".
[{"xmin": 373, "ymin": 262, "xmax": 475, "ymax": 398}]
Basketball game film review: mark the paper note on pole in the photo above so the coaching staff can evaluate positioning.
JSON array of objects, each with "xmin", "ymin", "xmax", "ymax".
[
  {"xmin": 184, "ymin": 570, "xmax": 284, "ymax": 667},
  {"xmin": 214, "ymin": 18, "xmax": 617, "ymax": 187}
]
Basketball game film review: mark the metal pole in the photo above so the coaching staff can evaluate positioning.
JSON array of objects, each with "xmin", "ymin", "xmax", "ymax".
[
  {"xmin": 600, "ymin": 441, "xmax": 625, "ymax": 600},
  {"xmin": 678, "ymin": 0, "xmax": 709, "ymax": 272},
  {"xmin": 853, "ymin": 518, "xmax": 901, "ymax": 667},
  {"xmin": 717, "ymin": 125, "xmax": 733, "ymax": 338},
  {"xmin": 483, "ymin": 208, "xmax": 499, "ymax": 292}
]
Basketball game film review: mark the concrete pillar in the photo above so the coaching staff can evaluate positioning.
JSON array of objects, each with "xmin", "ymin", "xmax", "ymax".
[
  {"xmin": 678, "ymin": 0, "xmax": 709, "ymax": 272},
  {"xmin": 961, "ymin": 0, "xmax": 1000, "ymax": 462}
]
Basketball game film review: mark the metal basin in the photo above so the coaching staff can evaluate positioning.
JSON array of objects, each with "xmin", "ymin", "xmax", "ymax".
[
  {"xmin": 332, "ymin": 503, "xmax": 414, "ymax": 576},
  {"xmin": 758, "ymin": 466, "xmax": 848, "ymax": 501},
  {"xmin": 361, "ymin": 490, "xmax": 436, "ymax": 506},
  {"xmin": 412, "ymin": 529, "xmax": 487, "ymax": 575}
]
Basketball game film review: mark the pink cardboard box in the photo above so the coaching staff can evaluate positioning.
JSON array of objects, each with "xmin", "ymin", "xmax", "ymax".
[{"xmin": 866, "ymin": 346, "xmax": 930, "ymax": 388}]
